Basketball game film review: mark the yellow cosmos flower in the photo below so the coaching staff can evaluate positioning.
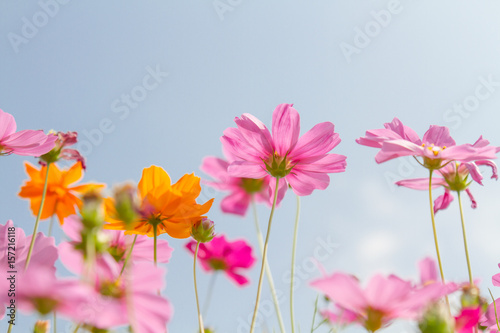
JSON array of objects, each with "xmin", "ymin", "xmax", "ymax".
[
  {"xmin": 104, "ymin": 165, "xmax": 214, "ymax": 239},
  {"xmin": 18, "ymin": 162, "xmax": 105, "ymax": 224}
]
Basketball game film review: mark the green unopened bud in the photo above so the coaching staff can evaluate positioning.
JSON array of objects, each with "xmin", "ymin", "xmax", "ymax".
[
  {"xmin": 33, "ymin": 320, "xmax": 50, "ymax": 333},
  {"xmin": 81, "ymin": 188, "xmax": 105, "ymax": 228},
  {"xmin": 461, "ymin": 284, "xmax": 481, "ymax": 308},
  {"xmin": 191, "ymin": 218, "xmax": 215, "ymax": 243},
  {"xmin": 113, "ymin": 184, "xmax": 138, "ymax": 228},
  {"xmin": 418, "ymin": 302, "xmax": 454, "ymax": 333}
]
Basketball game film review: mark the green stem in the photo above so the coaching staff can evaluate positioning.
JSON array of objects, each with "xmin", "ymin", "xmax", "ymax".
[
  {"xmin": 153, "ymin": 225, "xmax": 158, "ymax": 267},
  {"xmin": 310, "ymin": 295, "xmax": 319, "ymax": 333},
  {"xmin": 54, "ymin": 311, "xmax": 57, "ymax": 333},
  {"xmin": 488, "ymin": 289, "xmax": 500, "ymax": 332},
  {"xmin": 428, "ymin": 169, "xmax": 450, "ymax": 309},
  {"xmin": 193, "ymin": 241, "xmax": 205, "ymax": 333},
  {"xmin": 48, "ymin": 212, "xmax": 55, "ymax": 238},
  {"xmin": 7, "ymin": 322, "xmax": 13, "ymax": 333},
  {"xmin": 25, "ymin": 162, "xmax": 51, "ymax": 270},
  {"xmin": 119, "ymin": 235, "xmax": 138, "ymax": 278},
  {"xmin": 457, "ymin": 191, "xmax": 474, "ymax": 285},
  {"xmin": 250, "ymin": 199, "xmax": 285, "ymax": 333},
  {"xmin": 250, "ymin": 177, "xmax": 280, "ymax": 333},
  {"xmin": 202, "ymin": 272, "xmax": 217, "ymax": 318},
  {"xmin": 290, "ymin": 194, "xmax": 301, "ymax": 333},
  {"xmin": 72, "ymin": 323, "xmax": 81, "ymax": 333}
]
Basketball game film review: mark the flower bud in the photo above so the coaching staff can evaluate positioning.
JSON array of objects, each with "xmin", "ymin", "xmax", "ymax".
[
  {"xmin": 40, "ymin": 131, "xmax": 86, "ymax": 169},
  {"xmin": 33, "ymin": 320, "xmax": 50, "ymax": 333},
  {"xmin": 191, "ymin": 218, "xmax": 215, "ymax": 243},
  {"xmin": 461, "ymin": 284, "xmax": 481, "ymax": 308},
  {"xmin": 80, "ymin": 188, "xmax": 105, "ymax": 228},
  {"xmin": 418, "ymin": 302, "xmax": 454, "ymax": 333},
  {"xmin": 113, "ymin": 184, "xmax": 139, "ymax": 228}
]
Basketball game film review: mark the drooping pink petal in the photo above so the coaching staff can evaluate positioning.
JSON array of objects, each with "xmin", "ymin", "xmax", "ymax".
[
  {"xmin": 272, "ymin": 104, "xmax": 300, "ymax": 156},
  {"xmin": 422, "ymin": 125, "xmax": 456, "ymax": 147},
  {"xmin": 464, "ymin": 162, "xmax": 484, "ymax": 185},
  {"xmin": 440, "ymin": 144, "xmax": 498, "ymax": 162},
  {"xmin": 434, "ymin": 189, "xmax": 454, "ymax": 214},
  {"xmin": 286, "ymin": 169, "xmax": 330, "ymax": 196},
  {"xmin": 465, "ymin": 188, "xmax": 477, "ymax": 209},
  {"xmin": 475, "ymin": 160, "xmax": 498, "ymax": 180},
  {"xmin": 267, "ymin": 177, "xmax": 288, "ymax": 206},
  {"xmin": 396, "ymin": 178, "xmax": 446, "ymax": 190},
  {"xmin": 226, "ymin": 270, "xmax": 250, "ymax": 286},
  {"xmin": 480, "ymin": 298, "xmax": 500, "ymax": 331}
]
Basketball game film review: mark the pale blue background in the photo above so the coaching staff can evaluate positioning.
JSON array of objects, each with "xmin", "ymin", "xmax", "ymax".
[{"xmin": 1, "ymin": 1, "xmax": 500, "ymax": 332}]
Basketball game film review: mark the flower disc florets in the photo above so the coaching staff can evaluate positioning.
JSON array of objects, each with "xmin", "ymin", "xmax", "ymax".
[{"xmin": 263, "ymin": 152, "xmax": 294, "ymax": 178}]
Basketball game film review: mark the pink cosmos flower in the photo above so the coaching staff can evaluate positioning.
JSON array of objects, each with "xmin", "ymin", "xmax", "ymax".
[
  {"xmin": 0, "ymin": 109, "xmax": 56, "ymax": 156},
  {"xmin": 356, "ymin": 118, "xmax": 498, "ymax": 168},
  {"xmin": 396, "ymin": 160, "xmax": 498, "ymax": 213},
  {"xmin": 0, "ymin": 220, "xmax": 58, "ymax": 320},
  {"xmin": 81, "ymin": 254, "xmax": 172, "ymax": 333},
  {"xmin": 221, "ymin": 103, "xmax": 347, "ymax": 196},
  {"xmin": 200, "ymin": 150, "xmax": 286, "ymax": 215},
  {"xmin": 59, "ymin": 215, "xmax": 173, "ymax": 275},
  {"xmin": 185, "ymin": 234, "xmax": 256, "ymax": 286},
  {"xmin": 16, "ymin": 264, "xmax": 92, "ymax": 322},
  {"xmin": 481, "ymin": 298, "xmax": 500, "ymax": 332},
  {"xmin": 310, "ymin": 267, "xmax": 452, "ymax": 331}
]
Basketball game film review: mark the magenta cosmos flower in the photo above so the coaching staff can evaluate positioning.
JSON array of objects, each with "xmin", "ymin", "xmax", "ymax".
[
  {"xmin": 0, "ymin": 109, "xmax": 56, "ymax": 156},
  {"xmin": 221, "ymin": 103, "xmax": 347, "ymax": 196},
  {"xmin": 59, "ymin": 215, "xmax": 173, "ymax": 275},
  {"xmin": 356, "ymin": 118, "xmax": 498, "ymax": 169},
  {"xmin": 185, "ymin": 234, "xmax": 256, "ymax": 286},
  {"xmin": 200, "ymin": 150, "xmax": 286, "ymax": 216},
  {"xmin": 310, "ymin": 270, "xmax": 451, "ymax": 332},
  {"xmin": 396, "ymin": 159, "xmax": 498, "ymax": 213}
]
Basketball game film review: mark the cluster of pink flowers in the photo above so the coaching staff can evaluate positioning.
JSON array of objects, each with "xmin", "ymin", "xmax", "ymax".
[{"xmin": 2, "ymin": 107, "xmax": 500, "ymax": 333}]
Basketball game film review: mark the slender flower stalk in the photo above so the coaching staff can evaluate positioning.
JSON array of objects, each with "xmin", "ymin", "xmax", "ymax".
[
  {"xmin": 48, "ymin": 211, "xmax": 56, "ymax": 237},
  {"xmin": 457, "ymin": 191, "xmax": 473, "ymax": 285},
  {"xmin": 25, "ymin": 162, "xmax": 51, "ymax": 270},
  {"xmin": 202, "ymin": 273, "xmax": 218, "ymax": 318},
  {"xmin": 54, "ymin": 312, "xmax": 57, "ymax": 333},
  {"xmin": 119, "ymin": 234, "xmax": 138, "ymax": 277},
  {"xmin": 250, "ymin": 178, "xmax": 280, "ymax": 333},
  {"xmin": 153, "ymin": 224, "xmax": 158, "ymax": 267},
  {"xmin": 290, "ymin": 194, "xmax": 301, "ymax": 333},
  {"xmin": 488, "ymin": 289, "xmax": 500, "ymax": 332},
  {"xmin": 428, "ymin": 169, "xmax": 450, "ymax": 310},
  {"xmin": 251, "ymin": 200, "xmax": 285, "ymax": 333},
  {"xmin": 193, "ymin": 241, "xmax": 205, "ymax": 333},
  {"xmin": 72, "ymin": 323, "xmax": 81, "ymax": 333}
]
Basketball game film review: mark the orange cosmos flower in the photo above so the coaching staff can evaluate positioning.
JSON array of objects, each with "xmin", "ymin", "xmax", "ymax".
[
  {"xmin": 104, "ymin": 165, "xmax": 214, "ymax": 239},
  {"xmin": 18, "ymin": 162, "xmax": 105, "ymax": 224}
]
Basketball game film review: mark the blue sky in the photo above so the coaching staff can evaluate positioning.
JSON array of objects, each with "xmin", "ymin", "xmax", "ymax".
[{"xmin": 2, "ymin": 1, "xmax": 500, "ymax": 332}]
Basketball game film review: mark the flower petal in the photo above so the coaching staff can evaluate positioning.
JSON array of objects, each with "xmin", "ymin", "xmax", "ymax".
[
  {"xmin": 227, "ymin": 161, "xmax": 268, "ymax": 178},
  {"xmin": 286, "ymin": 169, "xmax": 330, "ymax": 196},
  {"xmin": 291, "ymin": 122, "xmax": 339, "ymax": 160},
  {"xmin": 434, "ymin": 189, "xmax": 454, "ymax": 214},
  {"xmin": 396, "ymin": 178, "xmax": 446, "ymax": 190},
  {"xmin": 272, "ymin": 103, "xmax": 300, "ymax": 156},
  {"xmin": 220, "ymin": 190, "xmax": 251, "ymax": 216},
  {"xmin": 422, "ymin": 125, "xmax": 456, "ymax": 147},
  {"xmin": 0, "ymin": 109, "xmax": 17, "ymax": 139}
]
